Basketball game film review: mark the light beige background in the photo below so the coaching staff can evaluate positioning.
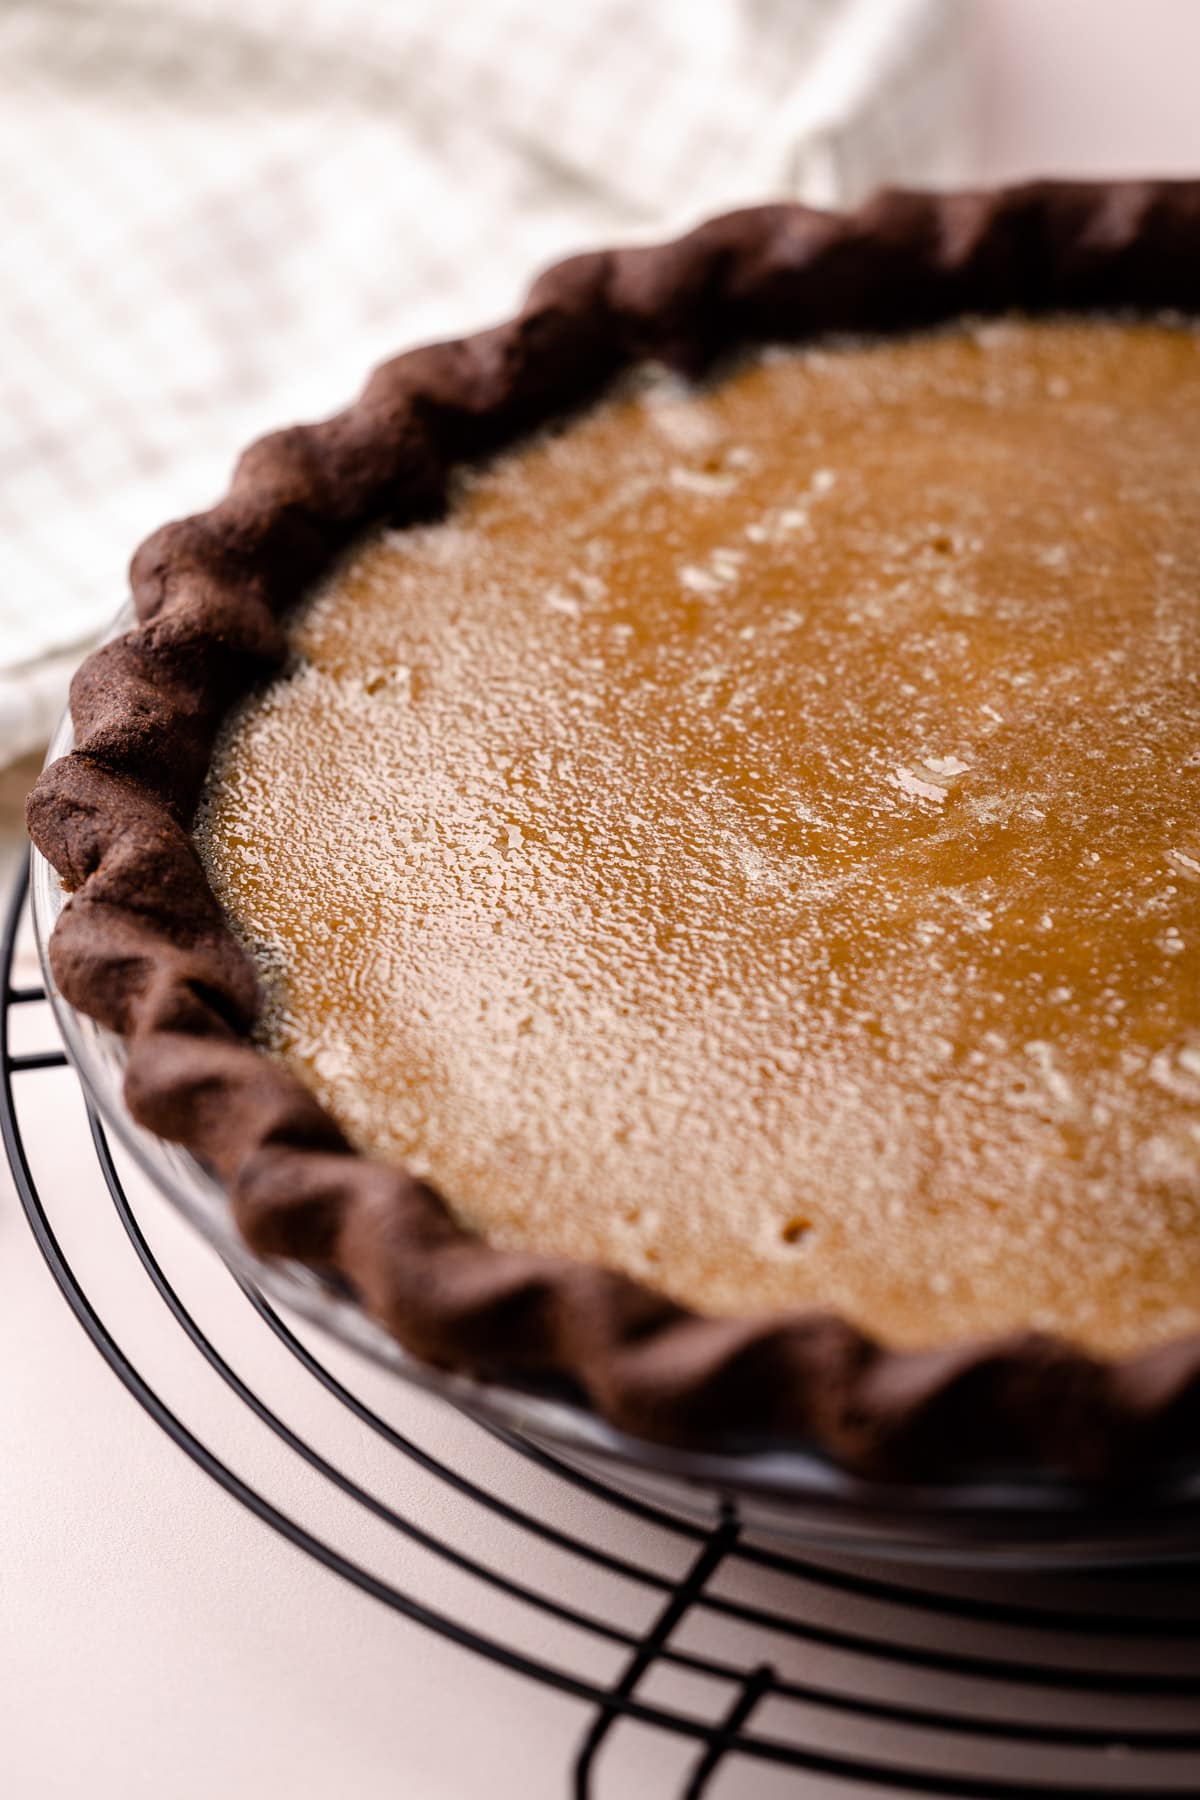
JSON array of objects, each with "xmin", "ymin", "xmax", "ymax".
[{"xmin": 4, "ymin": 6, "xmax": 1200, "ymax": 1797}]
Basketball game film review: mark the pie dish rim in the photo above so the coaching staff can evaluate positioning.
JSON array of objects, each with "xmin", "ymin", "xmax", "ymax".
[{"xmin": 25, "ymin": 177, "xmax": 1200, "ymax": 1481}]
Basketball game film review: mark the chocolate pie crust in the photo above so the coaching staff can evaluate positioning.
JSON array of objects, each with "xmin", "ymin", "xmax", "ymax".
[{"xmin": 27, "ymin": 180, "xmax": 1200, "ymax": 1480}]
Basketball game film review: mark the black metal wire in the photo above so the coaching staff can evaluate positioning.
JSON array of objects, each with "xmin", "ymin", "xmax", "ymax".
[
  {"xmin": 573, "ymin": 1519, "xmax": 744, "ymax": 1797},
  {"xmin": 230, "ymin": 1282, "xmax": 1200, "ymax": 1752},
  {"xmin": 481, "ymin": 1418, "xmax": 1200, "ymax": 1683},
  {"xmin": 9, "ymin": 1047, "xmax": 68, "ymax": 1071},
  {"xmin": 480, "ymin": 1415, "xmax": 1200, "ymax": 1638},
  {"xmin": 682, "ymin": 1665, "xmax": 775, "ymax": 1800},
  {"xmin": 8, "ymin": 853, "xmax": 1200, "ymax": 1799}
]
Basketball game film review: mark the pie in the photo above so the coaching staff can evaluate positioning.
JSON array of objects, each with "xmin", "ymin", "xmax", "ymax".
[{"xmin": 28, "ymin": 181, "xmax": 1200, "ymax": 1478}]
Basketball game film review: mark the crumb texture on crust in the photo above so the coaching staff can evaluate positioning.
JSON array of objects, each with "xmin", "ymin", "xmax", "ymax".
[{"xmin": 26, "ymin": 180, "xmax": 1200, "ymax": 1478}]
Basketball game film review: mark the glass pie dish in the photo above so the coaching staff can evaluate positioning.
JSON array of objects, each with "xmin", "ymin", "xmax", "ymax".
[{"xmin": 30, "ymin": 693, "xmax": 1200, "ymax": 1567}]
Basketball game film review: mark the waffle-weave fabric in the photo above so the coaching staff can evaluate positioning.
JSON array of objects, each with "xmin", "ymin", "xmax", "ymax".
[{"xmin": 0, "ymin": 0, "xmax": 973, "ymax": 764}]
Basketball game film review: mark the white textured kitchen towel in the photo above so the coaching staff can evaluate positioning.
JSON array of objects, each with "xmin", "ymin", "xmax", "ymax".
[{"xmin": 0, "ymin": 0, "xmax": 976, "ymax": 763}]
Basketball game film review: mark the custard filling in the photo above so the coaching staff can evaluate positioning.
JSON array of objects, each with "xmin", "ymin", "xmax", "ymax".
[{"xmin": 197, "ymin": 318, "xmax": 1200, "ymax": 1354}]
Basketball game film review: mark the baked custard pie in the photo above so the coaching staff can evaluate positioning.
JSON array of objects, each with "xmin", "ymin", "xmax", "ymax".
[{"xmin": 28, "ymin": 182, "xmax": 1200, "ymax": 1477}]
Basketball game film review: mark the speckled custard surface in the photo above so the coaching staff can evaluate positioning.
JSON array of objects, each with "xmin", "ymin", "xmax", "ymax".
[{"xmin": 196, "ymin": 317, "xmax": 1200, "ymax": 1356}]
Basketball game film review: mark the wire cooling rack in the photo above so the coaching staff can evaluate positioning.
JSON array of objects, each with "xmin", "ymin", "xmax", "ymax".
[{"xmin": 7, "ymin": 853, "xmax": 1200, "ymax": 1799}]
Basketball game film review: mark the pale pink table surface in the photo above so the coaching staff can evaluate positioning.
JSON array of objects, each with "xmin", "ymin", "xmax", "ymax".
[{"xmin": 4, "ymin": 7, "xmax": 1200, "ymax": 1797}]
